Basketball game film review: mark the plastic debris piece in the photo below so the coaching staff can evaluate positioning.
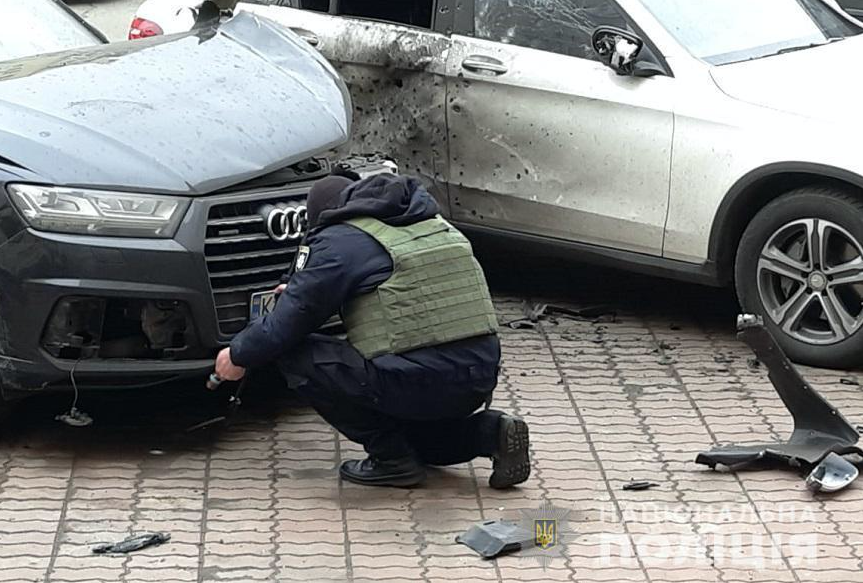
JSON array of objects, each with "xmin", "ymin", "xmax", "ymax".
[
  {"xmin": 840, "ymin": 378, "xmax": 859, "ymax": 386},
  {"xmin": 805, "ymin": 453, "xmax": 859, "ymax": 493},
  {"xmin": 92, "ymin": 532, "xmax": 170, "ymax": 555},
  {"xmin": 456, "ymin": 520, "xmax": 533, "ymax": 559},
  {"xmin": 697, "ymin": 315, "xmax": 863, "ymax": 479}
]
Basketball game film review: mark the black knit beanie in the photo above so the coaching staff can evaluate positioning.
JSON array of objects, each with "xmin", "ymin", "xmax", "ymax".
[{"xmin": 306, "ymin": 175, "xmax": 353, "ymax": 229}]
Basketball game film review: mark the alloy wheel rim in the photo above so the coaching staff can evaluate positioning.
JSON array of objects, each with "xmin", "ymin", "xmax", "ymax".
[{"xmin": 757, "ymin": 218, "xmax": 863, "ymax": 345}]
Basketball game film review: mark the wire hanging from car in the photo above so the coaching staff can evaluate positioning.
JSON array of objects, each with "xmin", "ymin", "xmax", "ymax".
[{"xmin": 55, "ymin": 358, "xmax": 93, "ymax": 428}]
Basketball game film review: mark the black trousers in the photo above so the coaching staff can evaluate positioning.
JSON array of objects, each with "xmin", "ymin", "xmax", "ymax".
[{"xmin": 278, "ymin": 334, "xmax": 502, "ymax": 463}]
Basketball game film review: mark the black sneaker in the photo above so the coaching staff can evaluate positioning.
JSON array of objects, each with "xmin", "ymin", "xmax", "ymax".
[
  {"xmin": 339, "ymin": 456, "xmax": 427, "ymax": 488},
  {"xmin": 489, "ymin": 415, "xmax": 530, "ymax": 489}
]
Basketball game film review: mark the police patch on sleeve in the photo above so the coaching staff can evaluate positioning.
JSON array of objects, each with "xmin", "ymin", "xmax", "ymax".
[{"xmin": 295, "ymin": 245, "xmax": 310, "ymax": 271}]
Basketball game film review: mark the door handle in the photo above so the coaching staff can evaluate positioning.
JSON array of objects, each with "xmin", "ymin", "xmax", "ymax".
[
  {"xmin": 290, "ymin": 27, "xmax": 320, "ymax": 46},
  {"xmin": 461, "ymin": 56, "xmax": 508, "ymax": 75}
]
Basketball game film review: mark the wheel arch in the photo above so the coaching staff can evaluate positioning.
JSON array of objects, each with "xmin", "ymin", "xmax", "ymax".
[{"xmin": 708, "ymin": 162, "xmax": 863, "ymax": 285}]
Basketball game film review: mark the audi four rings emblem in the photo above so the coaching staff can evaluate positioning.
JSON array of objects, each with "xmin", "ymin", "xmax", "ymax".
[{"xmin": 264, "ymin": 206, "xmax": 308, "ymax": 242}]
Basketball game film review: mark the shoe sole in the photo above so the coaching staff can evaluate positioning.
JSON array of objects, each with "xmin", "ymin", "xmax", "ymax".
[
  {"xmin": 339, "ymin": 466, "xmax": 426, "ymax": 488},
  {"xmin": 490, "ymin": 415, "xmax": 530, "ymax": 489}
]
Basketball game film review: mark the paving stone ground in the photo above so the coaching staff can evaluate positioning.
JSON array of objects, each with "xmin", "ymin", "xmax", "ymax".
[{"xmin": 2, "ymin": 264, "xmax": 863, "ymax": 582}]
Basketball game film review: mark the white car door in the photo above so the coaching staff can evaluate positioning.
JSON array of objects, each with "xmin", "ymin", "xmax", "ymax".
[{"xmin": 446, "ymin": 0, "xmax": 675, "ymax": 256}]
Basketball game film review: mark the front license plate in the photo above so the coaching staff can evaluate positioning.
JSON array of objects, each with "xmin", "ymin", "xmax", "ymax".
[{"xmin": 250, "ymin": 291, "xmax": 277, "ymax": 321}]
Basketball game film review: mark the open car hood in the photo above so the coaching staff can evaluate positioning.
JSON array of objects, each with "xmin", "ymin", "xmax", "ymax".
[{"xmin": 0, "ymin": 12, "xmax": 351, "ymax": 194}]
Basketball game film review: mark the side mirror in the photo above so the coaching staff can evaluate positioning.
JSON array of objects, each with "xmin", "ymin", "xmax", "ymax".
[{"xmin": 592, "ymin": 26, "xmax": 644, "ymax": 76}]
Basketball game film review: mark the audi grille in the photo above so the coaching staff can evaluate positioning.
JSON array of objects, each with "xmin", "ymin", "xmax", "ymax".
[{"xmin": 205, "ymin": 195, "xmax": 307, "ymax": 335}]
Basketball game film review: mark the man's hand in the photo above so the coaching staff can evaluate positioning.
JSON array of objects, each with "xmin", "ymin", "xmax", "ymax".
[
  {"xmin": 215, "ymin": 347, "xmax": 245, "ymax": 382},
  {"xmin": 274, "ymin": 283, "xmax": 287, "ymax": 295}
]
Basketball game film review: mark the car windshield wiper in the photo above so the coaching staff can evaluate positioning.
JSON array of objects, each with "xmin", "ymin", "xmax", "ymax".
[{"xmin": 776, "ymin": 37, "xmax": 845, "ymax": 55}]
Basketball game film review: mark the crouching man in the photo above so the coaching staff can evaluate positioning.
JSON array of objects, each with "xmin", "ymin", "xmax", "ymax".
[{"xmin": 214, "ymin": 173, "xmax": 530, "ymax": 488}]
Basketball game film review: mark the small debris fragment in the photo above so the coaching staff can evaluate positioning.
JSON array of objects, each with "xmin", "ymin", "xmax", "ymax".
[
  {"xmin": 92, "ymin": 532, "xmax": 170, "ymax": 555},
  {"xmin": 713, "ymin": 354, "xmax": 735, "ymax": 364},
  {"xmin": 505, "ymin": 302, "xmax": 617, "ymax": 329},
  {"xmin": 840, "ymin": 378, "xmax": 859, "ymax": 386},
  {"xmin": 623, "ymin": 480, "xmax": 659, "ymax": 491},
  {"xmin": 670, "ymin": 324, "xmax": 682, "ymax": 331},
  {"xmin": 456, "ymin": 520, "xmax": 532, "ymax": 559},
  {"xmin": 747, "ymin": 358, "xmax": 761, "ymax": 369},
  {"xmin": 658, "ymin": 341, "xmax": 675, "ymax": 350},
  {"xmin": 657, "ymin": 355, "xmax": 676, "ymax": 366},
  {"xmin": 149, "ymin": 449, "xmax": 165, "ymax": 456},
  {"xmin": 505, "ymin": 319, "xmax": 536, "ymax": 330},
  {"xmin": 547, "ymin": 304, "xmax": 616, "ymax": 323},
  {"xmin": 55, "ymin": 408, "xmax": 93, "ymax": 428}
]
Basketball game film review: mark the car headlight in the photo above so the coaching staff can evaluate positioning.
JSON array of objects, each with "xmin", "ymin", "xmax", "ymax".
[{"xmin": 7, "ymin": 184, "xmax": 190, "ymax": 238}]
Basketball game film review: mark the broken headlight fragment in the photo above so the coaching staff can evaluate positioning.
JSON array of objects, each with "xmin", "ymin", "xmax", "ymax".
[
  {"xmin": 696, "ymin": 314, "xmax": 862, "ymax": 493},
  {"xmin": 8, "ymin": 184, "xmax": 189, "ymax": 238}
]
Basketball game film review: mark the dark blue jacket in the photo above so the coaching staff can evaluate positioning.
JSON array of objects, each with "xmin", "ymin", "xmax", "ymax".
[{"xmin": 230, "ymin": 174, "xmax": 500, "ymax": 383}]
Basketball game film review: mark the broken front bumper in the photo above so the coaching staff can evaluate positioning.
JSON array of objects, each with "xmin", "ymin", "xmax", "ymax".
[
  {"xmin": 696, "ymin": 315, "xmax": 863, "ymax": 492},
  {"xmin": 0, "ymin": 182, "xmax": 313, "ymax": 398}
]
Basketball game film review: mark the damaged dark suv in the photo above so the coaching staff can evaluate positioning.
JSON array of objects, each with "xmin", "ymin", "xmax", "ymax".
[{"xmin": 0, "ymin": 1, "xmax": 363, "ymax": 400}]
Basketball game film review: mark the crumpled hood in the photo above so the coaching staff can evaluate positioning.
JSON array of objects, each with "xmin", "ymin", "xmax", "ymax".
[
  {"xmin": 710, "ymin": 35, "xmax": 863, "ymax": 124},
  {"xmin": 0, "ymin": 12, "xmax": 350, "ymax": 194},
  {"xmin": 319, "ymin": 174, "xmax": 440, "ymax": 228}
]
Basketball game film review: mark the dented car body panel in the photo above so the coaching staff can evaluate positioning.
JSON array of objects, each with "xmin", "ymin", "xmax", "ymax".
[
  {"xmin": 0, "ymin": 11, "xmax": 350, "ymax": 194},
  {"xmin": 445, "ymin": 34, "xmax": 673, "ymax": 256},
  {"xmin": 446, "ymin": 0, "xmax": 673, "ymax": 255}
]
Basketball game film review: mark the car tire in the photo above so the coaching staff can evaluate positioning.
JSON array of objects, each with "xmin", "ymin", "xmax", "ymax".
[{"xmin": 735, "ymin": 187, "xmax": 863, "ymax": 369}]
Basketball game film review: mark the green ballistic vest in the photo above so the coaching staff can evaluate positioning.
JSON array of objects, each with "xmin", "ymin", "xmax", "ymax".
[{"xmin": 342, "ymin": 215, "xmax": 499, "ymax": 359}]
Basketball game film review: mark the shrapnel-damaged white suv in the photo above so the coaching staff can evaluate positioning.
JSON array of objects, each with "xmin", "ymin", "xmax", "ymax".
[{"xmin": 131, "ymin": 0, "xmax": 863, "ymax": 369}]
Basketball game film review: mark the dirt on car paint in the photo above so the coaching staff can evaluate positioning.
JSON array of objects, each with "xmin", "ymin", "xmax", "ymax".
[{"xmin": 322, "ymin": 22, "xmax": 451, "ymax": 195}]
